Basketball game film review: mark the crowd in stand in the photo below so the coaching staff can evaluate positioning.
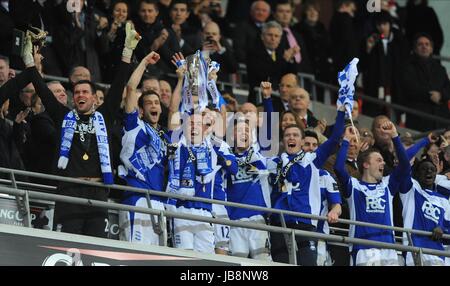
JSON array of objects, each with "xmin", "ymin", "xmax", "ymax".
[{"xmin": 0, "ymin": 0, "xmax": 450, "ymax": 266}]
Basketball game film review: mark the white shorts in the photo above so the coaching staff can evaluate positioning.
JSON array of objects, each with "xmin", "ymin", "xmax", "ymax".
[
  {"xmin": 119, "ymin": 198, "xmax": 165, "ymax": 245},
  {"xmin": 229, "ymin": 215, "xmax": 272, "ymax": 261},
  {"xmin": 317, "ymin": 240, "xmax": 332, "ymax": 266},
  {"xmin": 211, "ymin": 204, "xmax": 230, "ymax": 251},
  {"xmin": 406, "ymin": 252, "xmax": 445, "ymax": 266},
  {"xmin": 351, "ymin": 248, "xmax": 400, "ymax": 266},
  {"xmin": 173, "ymin": 206, "xmax": 215, "ymax": 254}
]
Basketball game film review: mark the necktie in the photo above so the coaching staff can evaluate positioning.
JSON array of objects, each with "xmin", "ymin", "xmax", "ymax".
[
  {"xmin": 271, "ymin": 51, "xmax": 276, "ymax": 62},
  {"xmin": 284, "ymin": 27, "xmax": 301, "ymax": 63},
  {"xmin": 301, "ymin": 117, "xmax": 307, "ymax": 128}
]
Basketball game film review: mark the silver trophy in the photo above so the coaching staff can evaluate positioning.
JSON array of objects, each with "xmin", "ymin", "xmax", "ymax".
[{"xmin": 183, "ymin": 51, "xmax": 211, "ymax": 112}]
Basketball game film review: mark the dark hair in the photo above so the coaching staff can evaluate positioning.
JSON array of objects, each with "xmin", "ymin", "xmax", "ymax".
[
  {"xmin": 407, "ymin": 0, "xmax": 428, "ymax": 7},
  {"xmin": 335, "ymin": 0, "xmax": 354, "ymax": 10},
  {"xmin": 413, "ymin": 32, "xmax": 434, "ymax": 48},
  {"xmin": 302, "ymin": 0, "xmax": 320, "ymax": 17},
  {"xmin": 280, "ymin": 110, "xmax": 303, "ymax": 130},
  {"xmin": 304, "ymin": 130, "xmax": 319, "ymax": 142},
  {"xmin": 170, "ymin": 0, "xmax": 189, "ymax": 10},
  {"xmin": 282, "ymin": 124, "xmax": 304, "ymax": 138},
  {"xmin": 0, "ymin": 54, "xmax": 9, "ymax": 65},
  {"xmin": 139, "ymin": 0, "xmax": 158, "ymax": 10},
  {"xmin": 138, "ymin": 90, "xmax": 161, "ymax": 109},
  {"xmin": 73, "ymin": 80, "xmax": 97, "ymax": 94},
  {"xmin": 112, "ymin": 0, "xmax": 129, "ymax": 11},
  {"xmin": 374, "ymin": 10, "xmax": 392, "ymax": 26},
  {"xmin": 275, "ymin": 0, "xmax": 293, "ymax": 9},
  {"xmin": 412, "ymin": 158, "xmax": 435, "ymax": 179},
  {"xmin": 357, "ymin": 148, "xmax": 380, "ymax": 174}
]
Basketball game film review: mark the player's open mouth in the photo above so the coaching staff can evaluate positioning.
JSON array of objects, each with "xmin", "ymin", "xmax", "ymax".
[
  {"xmin": 77, "ymin": 100, "xmax": 86, "ymax": 106},
  {"xmin": 426, "ymin": 174, "xmax": 433, "ymax": 180},
  {"xmin": 288, "ymin": 143, "xmax": 296, "ymax": 148},
  {"xmin": 150, "ymin": 112, "xmax": 158, "ymax": 116}
]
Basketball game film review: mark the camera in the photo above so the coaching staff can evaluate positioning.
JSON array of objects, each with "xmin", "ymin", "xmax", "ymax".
[{"xmin": 206, "ymin": 36, "xmax": 214, "ymax": 45}]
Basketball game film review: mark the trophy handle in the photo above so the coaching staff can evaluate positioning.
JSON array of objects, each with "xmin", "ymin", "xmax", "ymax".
[{"xmin": 26, "ymin": 27, "xmax": 48, "ymax": 52}]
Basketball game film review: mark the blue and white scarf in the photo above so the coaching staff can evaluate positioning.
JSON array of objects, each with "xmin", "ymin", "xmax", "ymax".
[
  {"xmin": 337, "ymin": 58, "xmax": 359, "ymax": 117},
  {"xmin": 58, "ymin": 110, "xmax": 113, "ymax": 184},
  {"xmin": 206, "ymin": 61, "xmax": 226, "ymax": 110}
]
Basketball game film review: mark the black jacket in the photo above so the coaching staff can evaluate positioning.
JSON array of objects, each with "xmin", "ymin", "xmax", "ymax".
[
  {"xmin": 279, "ymin": 26, "xmax": 313, "ymax": 74},
  {"xmin": 361, "ymin": 29, "xmax": 409, "ymax": 116},
  {"xmin": 0, "ymin": 118, "xmax": 25, "ymax": 179},
  {"xmin": 134, "ymin": 20, "xmax": 181, "ymax": 76},
  {"xmin": 295, "ymin": 20, "xmax": 333, "ymax": 82},
  {"xmin": 401, "ymin": 55, "xmax": 450, "ymax": 130},
  {"xmin": 329, "ymin": 12, "xmax": 359, "ymax": 73},
  {"xmin": 246, "ymin": 38, "xmax": 296, "ymax": 104},
  {"xmin": 233, "ymin": 19, "xmax": 262, "ymax": 63},
  {"xmin": 13, "ymin": 111, "xmax": 57, "ymax": 185}
]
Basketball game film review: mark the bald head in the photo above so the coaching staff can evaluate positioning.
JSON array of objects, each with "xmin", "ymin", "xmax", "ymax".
[
  {"xmin": 251, "ymin": 0, "xmax": 271, "ymax": 23},
  {"xmin": 289, "ymin": 87, "xmax": 310, "ymax": 113},
  {"xmin": 279, "ymin": 73, "xmax": 299, "ymax": 102},
  {"xmin": 203, "ymin": 21, "xmax": 221, "ymax": 43}
]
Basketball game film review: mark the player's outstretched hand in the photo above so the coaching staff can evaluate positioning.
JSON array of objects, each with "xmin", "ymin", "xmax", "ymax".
[
  {"xmin": 171, "ymin": 52, "xmax": 185, "ymax": 68},
  {"xmin": 260, "ymin": 81, "xmax": 272, "ymax": 99},
  {"xmin": 380, "ymin": 121, "xmax": 398, "ymax": 138}
]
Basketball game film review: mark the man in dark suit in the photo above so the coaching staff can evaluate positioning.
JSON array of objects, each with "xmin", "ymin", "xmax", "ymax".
[
  {"xmin": 401, "ymin": 33, "xmax": 450, "ymax": 131},
  {"xmin": 329, "ymin": 0, "xmax": 358, "ymax": 73},
  {"xmin": 167, "ymin": 0, "xmax": 202, "ymax": 56},
  {"xmin": 233, "ymin": 0, "xmax": 271, "ymax": 63},
  {"xmin": 273, "ymin": 1, "xmax": 312, "ymax": 74},
  {"xmin": 246, "ymin": 20, "xmax": 296, "ymax": 105}
]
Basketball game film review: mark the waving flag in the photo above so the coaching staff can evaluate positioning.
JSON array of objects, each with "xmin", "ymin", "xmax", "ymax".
[{"xmin": 337, "ymin": 58, "xmax": 359, "ymax": 117}]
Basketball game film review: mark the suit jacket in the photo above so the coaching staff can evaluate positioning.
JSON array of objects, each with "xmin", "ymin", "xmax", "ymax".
[
  {"xmin": 246, "ymin": 38, "xmax": 296, "ymax": 104},
  {"xmin": 279, "ymin": 26, "xmax": 313, "ymax": 74},
  {"xmin": 329, "ymin": 12, "xmax": 359, "ymax": 73},
  {"xmin": 401, "ymin": 55, "xmax": 450, "ymax": 130},
  {"xmin": 233, "ymin": 19, "xmax": 262, "ymax": 63}
]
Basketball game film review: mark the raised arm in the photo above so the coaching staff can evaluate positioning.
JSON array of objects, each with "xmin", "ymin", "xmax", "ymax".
[
  {"xmin": 124, "ymin": 52, "xmax": 161, "ymax": 113},
  {"xmin": 405, "ymin": 133, "xmax": 438, "ymax": 160},
  {"xmin": 0, "ymin": 67, "xmax": 33, "ymax": 107},
  {"xmin": 384, "ymin": 122, "xmax": 412, "ymax": 193},
  {"xmin": 19, "ymin": 36, "xmax": 69, "ymax": 124},
  {"xmin": 314, "ymin": 107, "xmax": 345, "ymax": 168},
  {"xmin": 260, "ymin": 81, "xmax": 273, "ymax": 152},
  {"xmin": 168, "ymin": 53, "xmax": 186, "ymax": 131},
  {"xmin": 100, "ymin": 22, "xmax": 140, "ymax": 119},
  {"xmin": 333, "ymin": 128, "xmax": 354, "ymax": 198}
]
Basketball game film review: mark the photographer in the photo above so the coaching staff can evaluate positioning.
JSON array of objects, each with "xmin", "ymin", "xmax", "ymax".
[{"xmin": 201, "ymin": 21, "xmax": 237, "ymax": 83}]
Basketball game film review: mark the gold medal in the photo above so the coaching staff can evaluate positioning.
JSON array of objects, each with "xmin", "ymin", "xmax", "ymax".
[
  {"xmin": 82, "ymin": 153, "xmax": 89, "ymax": 161},
  {"xmin": 226, "ymin": 160, "xmax": 231, "ymax": 167},
  {"xmin": 281, "ymin": 184, "xmax": 287, "ymax": 193}
]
